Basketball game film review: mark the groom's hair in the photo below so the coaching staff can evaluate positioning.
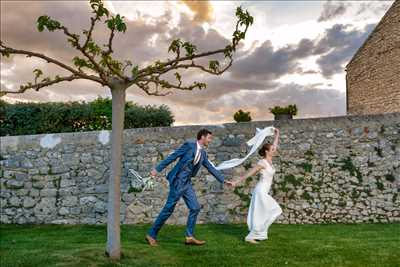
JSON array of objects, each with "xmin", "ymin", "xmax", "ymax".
[{"xmin": 197, "ymin": 129, "xmax": 212, "ymax": 140}]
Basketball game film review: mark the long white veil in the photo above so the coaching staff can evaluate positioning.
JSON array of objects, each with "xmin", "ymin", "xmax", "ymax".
[{"xmin": 215, "ymin": 126, "xmax": 275, "ymax": 170}]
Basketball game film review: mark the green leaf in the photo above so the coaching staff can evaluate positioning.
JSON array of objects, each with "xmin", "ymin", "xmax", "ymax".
[
  {"xmin": 131, "ymin": 65, "xmax": 139, "ymax": 77},
  {"xmin": 106, "ymin": 14, "xmax": 127, "ymax": 33},
  {"xmin": 86, "ymin": 41, "xmax": 101, "ymax": 56},
  {"xmin": 194, "ymin": 82, "xmax": 206, "ymax": 90},
  {"xmin": 72, "ymin": 56, "xmax": 93, "ymax": 71},
  {"xmin": 37, "ymin": 16, "xmax": 49, "ymax": 32},
  {"xmin": 33, "ymin": 69, "xmax": 43, "ymax": 79},
  {"xmin": 224, "ymin": 45, "xmax": 233, "ymax": 58},
  {"xmin": 36, "ymin": 15, "xmax": 61, "ymax": 32},
  {"xmin": 174, "ymin": 72, "xmax": 181, "ymax": 83},
  {"xmin": 182, "ymin": 42, "xmax": 196, "ymax": 57},
  {"xmin": 90, "ymin": 0, "xmax": 109, "ymax": 17},
  {"xmin": 0, "ymin": 49, "xmax": 10, "ymax": 58},
  {"xmin": 115, "ymin": 14, "xmax": 127, "ymax": 32},
  {"xmin": 168, "ymin": 39, "xmax": 182, "ymax": 54},
  {"xmin": 209, "ymin": 60, "xmax": 220, "ymax": 72},
  {"xmin": 106, "ymin": 19, "xmax": 114, "ymax": 30}
]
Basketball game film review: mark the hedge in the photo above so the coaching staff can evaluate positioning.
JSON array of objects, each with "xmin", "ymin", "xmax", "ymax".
[{"xmin": 0, "ymin": 97, "xmax": 174, "ymax": 136}]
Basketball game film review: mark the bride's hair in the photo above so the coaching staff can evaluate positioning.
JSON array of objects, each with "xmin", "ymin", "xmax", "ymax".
[{"xmin": 258, "ymin": 142, "xmax": 272, "ymax": 157}]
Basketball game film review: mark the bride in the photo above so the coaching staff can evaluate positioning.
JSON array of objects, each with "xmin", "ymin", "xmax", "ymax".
[{"xmin": 231, "ymin": 128, "xmax": 282, "ymax": 244}]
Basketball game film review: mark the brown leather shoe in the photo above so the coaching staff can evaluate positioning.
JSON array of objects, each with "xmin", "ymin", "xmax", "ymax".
[
  {"xmin": 185, "ymin": 236, "xmax": 206, "ymax": 246},
  {"xmin": 145, "ymin": 235, "xmax": 158, "ymax": 246}
]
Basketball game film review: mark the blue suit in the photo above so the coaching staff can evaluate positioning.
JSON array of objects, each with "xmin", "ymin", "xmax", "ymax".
[{"xmin": 148, "ymin": 140, "xmax": 225, "ymax": 239}]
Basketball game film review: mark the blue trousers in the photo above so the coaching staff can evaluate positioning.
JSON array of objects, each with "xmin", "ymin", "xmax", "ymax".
[{"xmin": 148, "ymin": 172, "xmax": 201, "ymax": 239}]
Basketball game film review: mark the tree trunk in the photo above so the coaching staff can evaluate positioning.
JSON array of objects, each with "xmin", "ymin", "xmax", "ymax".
[{"xmin": 106, "ymin": 85, "xmax": 126, "ymax": 260}]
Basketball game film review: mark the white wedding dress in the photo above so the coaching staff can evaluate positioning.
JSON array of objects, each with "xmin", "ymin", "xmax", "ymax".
[{"xmin": 245, "ymin": 159, "xmax": 282, "ymax": 241}]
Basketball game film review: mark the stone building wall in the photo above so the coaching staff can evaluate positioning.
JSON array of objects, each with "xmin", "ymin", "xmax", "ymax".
[
  {"xmin": 346, "ymin": 0, "xmax": 400, "ymax": 115},
  {"xmin": 1, "ymin": 112, "xmax": 399, "ymax": 225}
]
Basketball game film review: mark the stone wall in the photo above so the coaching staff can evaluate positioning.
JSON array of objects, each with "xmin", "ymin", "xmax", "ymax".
[
  {"xmin": 1, "ymin": 113, "xmax": 399, "ymax": 225},
  {"xmin": 346, "ymin": 0, "xmax": 400, "ymax": 115}
]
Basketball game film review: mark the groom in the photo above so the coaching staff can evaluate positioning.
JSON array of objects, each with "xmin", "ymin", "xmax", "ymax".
[{"xmin": 146, "ymin": 129, "xmax": 233, "ymax": 246}]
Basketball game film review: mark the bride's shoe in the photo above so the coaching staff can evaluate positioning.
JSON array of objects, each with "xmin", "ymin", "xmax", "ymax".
[{"xmin": 245, "ymin": 238, "xmax": 259, "ymax": 244}]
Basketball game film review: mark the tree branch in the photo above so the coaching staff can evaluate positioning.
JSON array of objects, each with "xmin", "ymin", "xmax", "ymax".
[
  {"xmin": 142, "ymin": 59, "xmax": 233, "ymax": 79},
  {"xmin": 0, "ymin": 74, "xmax": 85, "ymax": 96},
  {"xmin": 59, "ymin": 25, "xmax": 108, "ymax": 80},
  {"xmin": 129, "ymin": 55, "xmax": 233, "ymax": 90},
  {"xmin": 82, "ymin": 16, "xmax": 100, "ymax": 50},
  {"xmin": 103, "ymin": 28, "xmax": 115, "ymax": 56},
  {"xmin": 0, "ymin": 43, "xmax": 103, "ymax": 85},
  {"xmin": 136, "ymin": 80, "xmax": 171, "ymax": 96},
  {"xmin": 135, "ymin": 74, "xmax": 206, "ymax": 97},
  {"xmin": 137, "ymin": 48, "xmax": 227, "ymax": 77}
]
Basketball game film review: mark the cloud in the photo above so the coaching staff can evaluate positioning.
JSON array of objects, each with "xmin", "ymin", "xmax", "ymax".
[
  {"xmin": 314, "ymin": 23, "xmax": 376, "ymax": 77},
  {"xmin": 212, "ymin": 20, "xmax": 377, "ymax": 81},
  {"xmin": 164, "ymin": 82, "xmax": 346, "ymax": 124},
  {"xmin": 227, "ymin": 83, "xmax": 346, "ymax": 119},
  {"xmin": 0, "ymin": 1, "xmax": 174, "ymax": 67},
  {"xmin": 181, "ymin": 0, "xmax": 214, "ymax": 23},
  {"xmin": 318, "ymin": 1, "xmax": 348, "ymax": 22},
  {"xmin": 169, "ymin": 12, "xmax": 232, "ymax": 55},
  {"xmin": 229, "ymin": 38, "xmax": 315, "ymax": 81},
  {"xmin": 0, "ymin": 1, "xmax": 382, "ymax": 125},
  {"xmin": 162, "ymin": 77, "xmax": 278, "ymax": 109},
  {"xmin": 356, "ymin": 1, "xmax": 394, "ymax": 16}
]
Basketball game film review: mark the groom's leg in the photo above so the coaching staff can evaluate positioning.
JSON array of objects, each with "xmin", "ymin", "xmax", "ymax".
[
  {"xmin": 148, "ymin": 187, "xmax": 180, "ymax": 239},
  {"xmin": 182, "ymin": 185, "xmax": 201, "ymax": 237}
]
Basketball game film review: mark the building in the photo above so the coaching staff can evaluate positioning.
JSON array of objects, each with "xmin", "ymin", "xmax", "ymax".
[{"xmin": 345, "ymin": 0, "xmax": 400, "ymax": 115}]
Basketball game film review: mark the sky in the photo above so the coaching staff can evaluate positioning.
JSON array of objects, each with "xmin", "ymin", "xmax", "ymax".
[{"xmin": 0, "ymin": 0, "xmax": 394, "ymax": 125}]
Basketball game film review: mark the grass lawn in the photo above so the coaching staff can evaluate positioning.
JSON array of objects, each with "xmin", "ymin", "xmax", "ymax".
[{"xmin": 0, "ymin": 223, "xmax": 399, "ymax": 267}]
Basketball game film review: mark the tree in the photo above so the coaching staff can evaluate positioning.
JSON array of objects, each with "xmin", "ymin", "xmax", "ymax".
[
  {"xmin": 234, "ymin": 109, "xmax": 252, "ymax": 122},
  {"xmin": 0, "ymin": 0, "xmax": 253, "ymax": 260}
]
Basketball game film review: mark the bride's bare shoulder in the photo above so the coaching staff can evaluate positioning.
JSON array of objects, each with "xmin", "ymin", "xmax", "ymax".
[{"xmin": 256, "ymin": 159, "xmax": 267, "ymax": 169}]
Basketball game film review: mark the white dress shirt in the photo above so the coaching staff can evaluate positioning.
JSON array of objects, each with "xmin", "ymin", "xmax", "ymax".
[{"xmin": 194, "ymin": 141, "xmax": 203, "ymax": 165}]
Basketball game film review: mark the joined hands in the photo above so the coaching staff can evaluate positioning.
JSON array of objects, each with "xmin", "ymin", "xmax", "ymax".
[
  {"xmin": 224, "ymin": 180, "xmax": 236, "ymax": 187},
  {"xmin": 150, "ymin": 168, "xmax": 158, "ymax": 177},
  {"xmin": 151, "ymin": 168, "xmax": 235, "ymax": 188}
]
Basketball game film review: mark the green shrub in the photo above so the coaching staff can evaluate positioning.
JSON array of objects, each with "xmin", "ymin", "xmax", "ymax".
[
  {"xmin": 0, "ymin": 97, "xmax": 174, "ymax": 136},
  {"xmin": 269, "ymin": 104, "xmax": 298, "ymax": 116},
  {"xmin": 233, "ymin": 109, "xmax": 252, "ymax": 122}
]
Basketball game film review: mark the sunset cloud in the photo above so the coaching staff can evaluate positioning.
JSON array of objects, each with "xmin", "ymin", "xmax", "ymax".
[{"xmin": 181, "ymin": 0, "xmax": 214, "ymax": 23}]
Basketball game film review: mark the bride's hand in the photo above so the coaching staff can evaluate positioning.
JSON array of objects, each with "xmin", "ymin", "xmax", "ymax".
[{"xmin": 224, "ymin": 180, "xmax": 235, "ymax": 187}]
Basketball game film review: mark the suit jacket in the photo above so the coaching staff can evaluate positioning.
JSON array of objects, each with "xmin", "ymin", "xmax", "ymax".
[{"xmin": 155, "ymin": 140, "xmax": 225, "ymax": 185}]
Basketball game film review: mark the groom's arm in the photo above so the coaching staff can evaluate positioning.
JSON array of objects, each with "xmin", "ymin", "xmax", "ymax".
[
  {"xmin": 154, "ymin": 141, "xmax": 190, "ymax": 173},
  {"xmin": 202, "ymin": 154, "xmax": 225, "ymax": 184}
]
